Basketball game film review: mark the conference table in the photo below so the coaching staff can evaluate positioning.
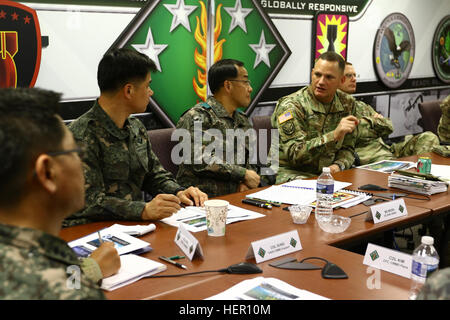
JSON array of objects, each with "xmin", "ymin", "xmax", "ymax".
[{"xmin": 60, "ymin": 153, "xmax": 449, "ymax": 301}]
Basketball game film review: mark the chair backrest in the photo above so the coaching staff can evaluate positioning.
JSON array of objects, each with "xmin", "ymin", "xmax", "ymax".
[
  {"xmin": 418, "ymin": 100, "xmax": 443, "ymax": 135},
  {"xmin": 251, "ymin": 115, "xmax": 273, "ymax": 165},
  {"xmin": 147, "ymin": 128, "xmax": 179, "ymax": 176}
]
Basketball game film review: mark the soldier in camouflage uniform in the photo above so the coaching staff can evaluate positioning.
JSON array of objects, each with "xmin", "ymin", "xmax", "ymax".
[
  {"xmin": 176, "ymin": 59, "xmax": 261, "ymax": 197},
  {"xmin": 438, "ymin": 95, "xmax": 450, "ymax": 144},
  {"xmin": 417, "ymin": 267, "xmax": 450, "ymax": 299},
  {"xmin": 271, "ymin": 52, "xmax": 359, "ymax": 184},
  {"xmin": 66, "ymin": 48, "xmax": 207, "ymax": 227},
  {"xmin": 340, "ymin": 62, "xmax": 440, "ymax": 165},
  {"xmin": 0, "ymin": 88, "xmax": 109, "ymax": 299}
]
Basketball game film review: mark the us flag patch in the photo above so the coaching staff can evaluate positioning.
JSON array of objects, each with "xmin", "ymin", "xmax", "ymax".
[{"xmin": 278, "ymin": 111, "xmax": 293, "ymax": 124}]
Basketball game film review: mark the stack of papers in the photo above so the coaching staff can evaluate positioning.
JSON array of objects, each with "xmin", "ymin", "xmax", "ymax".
[
  {"xmin": 161, "ymin": 205, "xmax": 265, "ymax": 233},
  {"xmin": 206, "ymin": 277, "xmax": 329, "ymax": 300},
  {"xmin": 246, "ymin": 179, "xmax": 352, "ymax": 205},
  {"xmin": 388, "ymin": 173, "xmax": 448, "ymax": 195},
  {"xmin": 101, "ymin": 254, "xmax": 166, "ymax": 291},
  {"xmin": 309, "ymin": 189, "xmax": 372, "ymax": 208}
]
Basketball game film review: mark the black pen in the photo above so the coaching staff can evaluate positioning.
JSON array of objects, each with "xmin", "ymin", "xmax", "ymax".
[
  {"xmin": 242, "ymin": 199, "xmax": 272, "ymax": 209},
  {"xmin": 159, "ymin": 256, "xmax": 187, "ymax": 270}
]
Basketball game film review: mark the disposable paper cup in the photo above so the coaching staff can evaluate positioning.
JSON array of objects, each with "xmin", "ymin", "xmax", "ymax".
[{"xmin": 204, "ymin": 200, "xmax": 229, "ymax": 237}]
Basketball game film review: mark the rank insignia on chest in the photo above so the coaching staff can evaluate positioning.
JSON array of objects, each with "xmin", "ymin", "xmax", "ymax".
[{"xmin": 278, "ymin": 111, "xmax": 293, "ymax": 124}]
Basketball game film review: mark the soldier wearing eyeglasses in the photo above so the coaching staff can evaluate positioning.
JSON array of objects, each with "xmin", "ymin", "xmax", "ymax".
[
  {"xmin": 339, "ymin": 62, "xmax": 439, "ymax": 165},
  {"xmin": 438, "ymin": 95, "xmax": 450, "ymax": 145},
  {"xmin": 0, "ymin": 88, "xmax": 119, "ymax": 299},
  {"xmin": 176, "ymin": 59, "xmax": 263, "ymax": 198}
]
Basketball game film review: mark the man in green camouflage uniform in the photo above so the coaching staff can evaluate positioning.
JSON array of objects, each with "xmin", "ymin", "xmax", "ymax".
[
  {"xmin": 340, "ymin": 62, "xmax": 440, "ymax": 165},
  {"xmin": 0, "ymin": 88, "xmax": 109, "ymax": 299},
  {"xmin": 65, "ymin": 49, "xmax": 207, "ymax": 227},
  {"xmin": 271, "ymin": 52, "xmax": 359, "ymax": 184},
  {"xmin": 438, "ymin": 95, "xmax": 450, "ymax": 144},
  {"xmin": 417, "ymin": 267, "xmax": 450, "ymax": 299},
  {"xmin": 176, "ymin": 59, "xmax": 261, "ymax": 197}
]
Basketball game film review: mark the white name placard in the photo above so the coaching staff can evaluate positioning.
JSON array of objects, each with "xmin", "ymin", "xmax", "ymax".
[
  {"xmin": 366, "ymin": 198, "xmax": 408, "ymax": 223},
  {"xmin": 363, "ymin": 243, "xmax": 412, "ymax": 279},
  {"xmin": 174, "ymin": 224, "xmax": 204, "ymax": 261},
  {"xmin": 245, "ymin": 230, "xmax": 302, "ymax": 264}
]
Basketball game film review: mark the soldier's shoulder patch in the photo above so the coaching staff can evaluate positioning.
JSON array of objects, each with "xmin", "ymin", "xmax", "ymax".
[
  {"xmin": 200, "ymin": 102, "xmax": 212, "ymax": 109},
  {"xmin": 278, "ymin": 111, "xmax": 293, "ymax": 124}
]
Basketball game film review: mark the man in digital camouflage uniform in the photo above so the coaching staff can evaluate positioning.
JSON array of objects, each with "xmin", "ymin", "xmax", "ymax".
[
  {"xmin": 271, "ymin": 51, "xmax": 359, "ymax": 184},
  {"xmin": 339, "ymin": 62, "xmax": 440, "ymax": 165},
  {"xmin": 0, "ymin": 88, "xmax": 117, "ymax": 299},
  {"xmin": 176, "ymin": 59, "xmax": 262, "ymax": 197},
  {"xmin": 65, "ymin": 48, "xmax": 207, "ymax": 227},
  {"xmin": 417, "ymin": 267, "xmax": 450, "ymax": 300}
]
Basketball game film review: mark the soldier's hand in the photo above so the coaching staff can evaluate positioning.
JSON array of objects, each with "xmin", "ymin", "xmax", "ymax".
[
  {"xmin": 177, "ymin": 187, "xmax": 208, "ymax": 207},
  {"xmin": 373, "ymin": 112, "xmax": 384, "ymax": 119},
  {"xmin": 334, "ymin": 115, "xmax": 359, "ymax": 141},
  {"xmin": 244, "ymin": 169, "xmax": 261, "ymax": 189},
  {"xmin": 141, "ymin": 194, "xmax": 181, "ymax": 220},
  {"xmin": 238, "ymin": 182, "xmax": 250, "ymax": 192},
  {"xmin": 329, "ymin": 164, "xmax": 341, "ymax": 174},
  {"xmin": 90, "ymin": 242, "xmax": 121, "ymax": 278}
]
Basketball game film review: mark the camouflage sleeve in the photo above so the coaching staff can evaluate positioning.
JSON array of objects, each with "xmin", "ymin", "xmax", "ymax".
[
  {"xmin": 354, "ymin": 100, "xmax": 393, "ymax": 138},
  {"xmin": 273, "ymin": 99, "xmax": 338, "ymax": 168},
  {"xmin": 333, "ymin": 129, "xmax": 356, "ymax": 170},
  {"xmin": 79, "ymin": 257, "xmax": 103, "ymax": 284},
  {"xmin": 176, "ymin": 109, "xmax": 247, "ymax": 182},
  {"xmin": 75, "ymin": 130, "xmax": 146, "ymax": 221},
  {"xmin": 438, "ymin": 97, "xmax": 450, "ymax": 143},
  {"xmin": 417, "ymin": 268, "xmax": 450, "ymax": 300}
]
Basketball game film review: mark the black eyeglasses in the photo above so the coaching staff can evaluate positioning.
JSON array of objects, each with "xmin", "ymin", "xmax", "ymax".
[
  {"xmin": 227, "ymin": 79, "xmax": 251, "ymax": 86},
  {"xmin": 47, "ymin": 144, "xmax": 85, "ymax": 158}
]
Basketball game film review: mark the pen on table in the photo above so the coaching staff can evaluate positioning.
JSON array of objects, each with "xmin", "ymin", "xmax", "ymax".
[
  {"xmin": 246, "ymin": 197, "xmax": 281, "ymax": 207},
  {"xmin": 97, "ymin": 231, "xmax": 103, "ymax": 244},
  {"xmin": 159, "ymin": 256, "xmax": 187, "ymax": 269},
  {"xmin": 168, "ymin": 255, "xmax": 185, "ymax": 260},
  {"xmin": 241, "ymin": 199, "xmax": 272, "ymax": 209}
]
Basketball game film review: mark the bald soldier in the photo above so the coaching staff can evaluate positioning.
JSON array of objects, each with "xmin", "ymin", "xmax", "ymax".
[
  {"xmin": 271, "ymin": 51, "xmax": 358, "ymax": 184},
  {"xmin": 339, "ymin": 62, "xmax": 439, "ymax": 165}
]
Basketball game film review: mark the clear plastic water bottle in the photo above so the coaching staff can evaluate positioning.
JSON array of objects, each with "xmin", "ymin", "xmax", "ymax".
[
  {"xmin": 409, "ymin": 236, "xmax": 440, "ymax": 300},
  {"xmin": 315, "ymin": 167, "xmax": 334, "ymax": 222}
]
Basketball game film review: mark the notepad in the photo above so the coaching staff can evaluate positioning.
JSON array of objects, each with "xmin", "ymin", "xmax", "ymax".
[{"xmin": 101, "ymin": 254, "xmax": 167, "ymax": 291}]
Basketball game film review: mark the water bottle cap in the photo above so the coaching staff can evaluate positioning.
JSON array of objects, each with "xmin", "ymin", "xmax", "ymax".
[
  {"xmin": 421, "ymin": 236, "xmax": 434, "ymax": 245},
  {"xmin": 323, "ymin": 167, "xmax": 331, "ymax": 173}
]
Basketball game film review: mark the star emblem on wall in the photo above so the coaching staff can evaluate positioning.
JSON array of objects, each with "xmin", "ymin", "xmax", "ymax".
[
  {"xmin": 224, "ymin": 0, "xmax": 252, "ymax": 34},
  {"xmin": 164, "ymin": 0, "xmax": 197, "ymax": 33},
  {"xmin": 131, "ymin": 27, "xmax": 168, "ymax": 72},
  {"xmin": 249, "ymin": 30, "xmax": 276, "ymax": 68}
]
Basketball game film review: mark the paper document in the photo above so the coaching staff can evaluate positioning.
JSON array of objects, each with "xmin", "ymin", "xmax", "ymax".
[
  {"xmin": 101, "ymin": 254, "xmax": 167, "ymax": 291},
  {"xmin": 206, "ymin": 277, "xmax": 329, "ymax": 300},
  {"xmin": 246, "ymin": 179, "xmax": 352, "ymax": 205},
  {"xmin": 357, "ymin": 160, "xmax": 415, "ymax": 173},
  {"xmin": 161, "ymin": 205, "xmax": 265, "ymax": 233},
  {"xmin": 107, "ymin": 223, "xmax": 156, "ymax": 236},
  {"xmin": 430, "ymin": 164, "xmax": 450, "ymax": 184},
  {"xmin": 309, "ymin": 189, "xmax": 372, "ymax": 208},
  {"xmin": 68, "ymin": 226, "xmax": 151, "ymax": 257}
]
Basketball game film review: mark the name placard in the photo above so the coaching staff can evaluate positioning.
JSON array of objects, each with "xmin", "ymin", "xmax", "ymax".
[
  {"xmin": 363, "ymin": 243, "xmax": 412, "ymax": 279},
  {"xmin": 245, "ymin": 230, "xmax": 302, "ymax": 264},
  {"xmin": 174, "ymin": 224, "xmax": 204, "ymax": 261},
  {"xmin": 366, "ymin": 198, "xmax": 408, "ymax": 223}
]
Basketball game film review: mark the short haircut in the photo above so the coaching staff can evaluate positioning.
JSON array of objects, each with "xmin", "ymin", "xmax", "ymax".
[
  {"xmin": 97, "ymin": 48, "xmax": 157, "ymax": 93},
  {"xmin": 208, "ymin": 59, "xmax": 245, "ymax": 94},
  {"xmin": 0, "ymin": 88, "xmax": 64, "ymax": 207},
  {"xmin": 316, "ymin": 51, "xmax": 346, "ymax": 73},
  {"xmin": 345, "ymin": 61, "xmax": 353, "ymax": 66}
]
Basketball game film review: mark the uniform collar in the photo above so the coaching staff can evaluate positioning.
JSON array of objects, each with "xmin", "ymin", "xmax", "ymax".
[
  {"xmin": 306, "ymin": 86, "xmax": 345, "ymax": 114},
  {"xmin": 206, "ymin": 96, "xmax": 245, "ymax": 121},
  {"xmin": 92, "ymin": 100, "xmax": 130, "ymax": 140},
  {"xmin": 0, "ymin": 223, "xmax": 80, "ymax": 266}
]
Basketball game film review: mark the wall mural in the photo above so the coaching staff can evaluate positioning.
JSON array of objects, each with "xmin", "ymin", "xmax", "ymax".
[
  {"xmin": 373, "ymin": 12, "xmax": 415, "ymax": 89},
  {"xmin": 432, "ymin": 15, "xmax": 450, "ymax": 84},
  {"xmin": 109, "ymin": 0, "xmax": 291, "ymax": 127},
  {"xmin": 0, "ymin": 1, "xmax": 42, "ymax": 88}
]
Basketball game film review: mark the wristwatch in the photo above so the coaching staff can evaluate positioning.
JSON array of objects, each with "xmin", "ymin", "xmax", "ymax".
[{"xmin": 334, "ymin": 162, "xmax": 346, "ymax": 171}]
